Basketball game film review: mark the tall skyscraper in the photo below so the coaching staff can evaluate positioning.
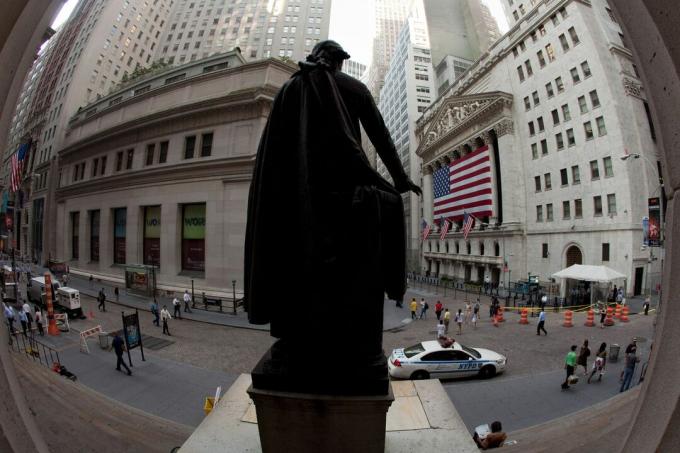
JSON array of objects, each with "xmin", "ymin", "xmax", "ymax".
[
  {"xmin": 342, "ymin": 59, "xmax": 367, "ymax": 81},
  {"xmin": 154, "ymin": 0, "xmax": 332, "ymax": 65}
]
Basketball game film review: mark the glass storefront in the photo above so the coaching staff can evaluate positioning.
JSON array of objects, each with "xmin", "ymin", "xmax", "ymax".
[{"xmin": 143, "ymin": 206, "xmax": 161, "ymax": 265}]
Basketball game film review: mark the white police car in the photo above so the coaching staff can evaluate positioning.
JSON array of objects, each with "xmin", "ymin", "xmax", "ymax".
[{"xmin": 388, "ymin": 340, "xmax": 507, "ymax": 380}]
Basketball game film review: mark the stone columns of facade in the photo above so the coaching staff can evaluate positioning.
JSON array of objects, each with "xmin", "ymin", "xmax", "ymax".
[
  {"xmin": 481, "ymin": 131, "xmax": 500, "ymax": 226},
  {"xmin": 422, "ymin": 165, "xmax": 434, "ymax": 226},
  {"xmin": 78, "ymin": 211, "xmax": 87, "ymax": 269},
  {"xmin": 126, "ymin": 206, "xmax": 140, "ymax": 267},
  {"xmin": 205, "ymin": 200, "xmax": 223, "ymax": 288},
  {"xmin": 161, "ymin": 203, "xmax": 179, "ymax": 278},
  {"xmin": 493, "ymin": 119, "xmax": 520, "ymax": 226},
  {"xmin": 99, "ymin": 208, "xmax": 112, "ymax": 271}
]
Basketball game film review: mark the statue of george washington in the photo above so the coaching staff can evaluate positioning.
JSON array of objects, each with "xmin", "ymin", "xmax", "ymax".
[{"xmin": 244, "ymin": 41, "xmax": 421, "ymax": 395}]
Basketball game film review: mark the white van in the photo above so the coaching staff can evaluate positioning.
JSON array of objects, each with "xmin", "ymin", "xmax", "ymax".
[
  {"xmin": 29, "ymin": 276, "xmax": 64, "ymax": 311},
  {"xmin": 56, "ymin": 287, "xmax": 82, "ymax": 317}
]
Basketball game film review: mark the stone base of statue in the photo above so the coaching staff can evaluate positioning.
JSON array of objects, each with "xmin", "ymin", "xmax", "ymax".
[{"xmin": 248, "ymin": 384, "xmax": 394, "ymax": 453}]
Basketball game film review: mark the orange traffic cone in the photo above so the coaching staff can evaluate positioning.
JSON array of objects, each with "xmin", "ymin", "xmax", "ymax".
[
  {"xmin": 605, "ymin": 306, "xmax": 615, "ymax": 326},
  {"xmin": 496, "ymin": 306, "xmax": 505, "ymax": 322},
  {"xmin": 519, "ymin": 308, "xmax": 529, "ymax": 324},
  {"xmin": 585, "ymin": 309, "xmax": 595, "ymax": 327},
  {"xmin": 621, "ymin": 305, "xmax": 630, "ymax": 322},
  {"xmin": 563, "ymin": 310, "xmax": 574, "ymax": 327},
  {"xmin": 88, "ymin": 307, "xmax": 95, "ymax": 319},
  {"xmin": 615, "ymin": 303, "xmax": 622, "ymax": 319}
]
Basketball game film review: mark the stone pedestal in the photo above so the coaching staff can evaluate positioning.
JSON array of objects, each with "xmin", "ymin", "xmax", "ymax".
[{"xmin": 247, "ymin": 385, "xmax": 394, "ymax": 453}]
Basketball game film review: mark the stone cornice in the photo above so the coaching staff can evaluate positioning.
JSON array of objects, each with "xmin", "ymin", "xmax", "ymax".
[
  {"xmin": 55, "ymin": 156, "xmax": 254, "ymax": 201},
  {"xmin": 59, "ymin": 88, "xmax": 276, "ymax": 160},
  {"xmin": 415, "ymin": 91, "xmax": 513, "ymax": 159}
]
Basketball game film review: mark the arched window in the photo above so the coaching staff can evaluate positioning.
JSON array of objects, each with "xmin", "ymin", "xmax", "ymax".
[
  {"xmin": 479, "ymin": 242, "xmax": 485, "ymax": 256},
  {"xmin": 494, "ymin": 242, "xmax": 500, "ymax": 256}
]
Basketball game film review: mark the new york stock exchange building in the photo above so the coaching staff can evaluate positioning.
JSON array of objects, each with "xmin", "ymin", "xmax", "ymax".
[{"xmin": 414, "ymin": 0, "xmax": 662, "ymax": 298}]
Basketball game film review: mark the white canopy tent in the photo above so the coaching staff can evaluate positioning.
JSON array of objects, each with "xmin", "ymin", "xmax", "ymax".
[{"xmin": 552, "ymin": 264, "xmax": 627, "ymax": 306}]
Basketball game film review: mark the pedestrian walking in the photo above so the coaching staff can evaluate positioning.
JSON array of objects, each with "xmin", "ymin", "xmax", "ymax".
[
  {"xmin": 183, "ymin": 290, "xmax": 193, "ymax": 313},
  {"xmin": 111, "ymin": 333, "xmax": 132, "ymax": 376},
  {"xmin": 643, "ymin": 298, "xmax": 650, "ymax": 316},
  {"xmin": 435, "ymin": 301, "xmax": 443, "ymax": 321},
  {"xmin": 489, "ymin": 300, "xmax": 495, "ymax": 318},
  {"xmin": 464, "ymin": 301, "xmax": 472, "ymax": 325},
  {"xmin": 114, "ymin": 286, "xmax": 119, "ymax": 302},
  {"xmin": 22, "ymin": 301, "xmax": 33, "ymax": 335},
  {"xmin": 473, "ymin": 300, "xmax": 480, "ymax": 319},
  {"xmin": 561, "ymin": 345, "xmax": 578, "ymax": 390},
  {"xmin": 161, "ymin": 305, "xmax": 172, "ymax": 335},
  {"xmin": 599, "ymin": 305, "xmax": 607, "ymax": 328},
  {"xmin": 620, "ymin": 339, "xmax": 640, "ymax": 392},
  {"xmin": 34, "ymin": 307, "xmax": 44, "ymax": 336},
  {"xmin": 471, "ymin": 310, "xmax": 478, "ymax": 329},
  {"xmin": 443, "ymin": 308, "xmax": 451, "ymax": 334},
  {"xmin": 3, "ymin": 302, "xmax": 15, "ymax": 334},
  {"xmin": 577, "ymin": 340, "xmax": 591, "ymax": 376},
  {"xmin": 19, "ymin": 310, "xmax": 28, "ymax": 336},
  {"xmin": 410, "ymin": 298, "xmax": 418, "ymax": 320},
  {"xmin": 536, "ymin": 308, "xmax": 547, "ymax": 335},
  {"xmin": 588, "ymin": 342, "xmax": 607, "ymax": 383},
  {"xmin": 455, "ymin": 309, "xmax": 463, "ymax": 335},
  {"xmin": 436, "ymin": 320, "xmax": 446, "ymax": 339},
  {"xmin": 150, "ymin": 301, "xmax": 160, "ymax": 326},
  {"xmin": 202, "ymin": 292, "xmax": 208, "ymax": 310},
  {"xmin": 419, "ymin": 299, "xmax": 429, "ymax": 319},
  {"xmin": 98, "ymin": 288, "xmax": 106, "ymax": 312},
  {"xmin": 173, "ymin": 297, "xmax": 182, "ymax": 319}
]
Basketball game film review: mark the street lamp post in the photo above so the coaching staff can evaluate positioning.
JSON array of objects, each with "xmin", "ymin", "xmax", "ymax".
[{"xmin": 232, "ymin": 280, "xmax": 237, "ymax": 315}]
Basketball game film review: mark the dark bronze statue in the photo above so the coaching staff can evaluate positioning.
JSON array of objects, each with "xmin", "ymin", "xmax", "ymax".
[{"xmin": 245, "ymin": 41, "xmax": 421, "ymax": 395}]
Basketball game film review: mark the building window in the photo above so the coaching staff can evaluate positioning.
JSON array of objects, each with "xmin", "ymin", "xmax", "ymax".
[
  {"xmin": 525, "ymin": 60, "xmax": 533, "ymax": 76},
  {"xmin": 571, "ymin": 165, "xmax": 581, "ymax": 184},
  {"xmin": 546, "ymin": 203, "xmax": 554, "ymax": 221},
  {"xmin": 601, "ymin": 157, "xmax": 613, "ymax": 178},
  {"xmin": 537, "ymin": 50, "xmax": 546, "ymax": 68},
  {"xmin": 531, "ymin": 143, "xmax": 538, "ymax": 159},
  {"xmin": 607, "ymin": 193, "xmax": 617, "ymax": 215},
  {"xmin": 559, "ymin": 33, "xmax": 570, "ymax": 51},
  {"xmin": 555, "ymin": 76, "xmax": 564, "ymax": 92},
  {"xmin": 517, "ymin": 66, "xmax": 525, "ymax": 82},
  {"xmin": 581, "ymin": 61, "xmax": 592, "ymax": 78},
  {"xmin": 537, "ymin": 116, "xmax": 545, "ymax": 132},
  {"xmin": 159, "ymin": 141, "xmax": 169, "ymax": 163},
  {"xmin": 545, "ymin": 43, "xmax": 556, "ymax": 62},
  {"xmin": 596, "ymin": 116, "xmax": 607, "ymax": 136},
  {"xmin": 544, "ymin": 173, "xmax": 552, "ymax": 190},
  {"xmin": 182, "ymin": 203, "xmax": 206, "ymax": 272},
  {"xmin": 200, "ymin": 132, "xmax": 213, "ymax": 157},
  {"xmin": 116, "ymin": 151, "xmax": 123, "ymax": 172},
  {"xmin": 536, "ymin": 205, "xmax": 543, "ymax": 222},
  {"xmin": 575, "ymin": 198, "xmax": 583, "ymax": 218},
  {"xmin": 589, "ymin": 90, "xmax": 600, "ymax": 108},
  {"xmin": 126, "ymin": 149, "xmax": 134, "ymax": 170},
  {"xmin": 145, "ymin": 143, "xmax": 155, "ymax": 166},
  {"xmin": 546, "ymin": 82, "xmax": 554, "ymax": 98},
  {"xmin": 602, "ymin": 243, "xmax": 610, "ymax": 261},
  {"xmin": 563, "ymin": 201, "xmax": 571, "ymax": 219},
  {"xmin": 538, "ymin": 24, "xmax": 546, "ymax": 36},
  {"xmin": 100, "ymin": 156, "xmax": 107, "ymax": 175},
  {"xmin": 568, "ymin": 27, "xmax": 580, "ymax": 45},
  {"xmin": 578, "ymin": 96, "xmax": 588, "ymax": 114},
  {"xmin": 90, "ymin": 210, "xmax": 100, "ymax": 262},
  {"xmin": 528, "ymin": 121, "xmax": 535, "ymax": 135},
  {"xmin": 606, "ymin": 7, "xmax": 617, "ymax": 23},
  {"xmin": 524, "ymin": 96, "xmax": 531, "ymax": 110},
  {"xmin": 71, "ymin": 212, "xmax": 79, "ymax": 260},
  {"xmin": 143, "ymin": 206, "xmax": 161, "ymax": 265},
  {"xmin": 535, "ymin": 175, "xmax": 542, "ymax": 192},
  {"xmin": 560, "ymin": 168, "xmax": 568, "ymax": 186},
  {"xmin": 590, "ymin": 160, "xmax": 600, "ymax": 179},
  {"xmin": 532, "ymin": 91, "xmax": 540, "ymax": 106},
  {"xmin": 551, "ymin": 109, "xmax": 560, "ymax": 125},
  {"xmin": 541, "ymin": 139, "xmax": 548, "ymax": 155},
  {"xmin": 556, "ymin": 132, "xmax": 565, "ymax": 150},
  {"xmin": 594, "ymin": 196, "xmax": 603, "ymax": 216},
  {"xmin": 542, "ymin": 243, "xmax": 549, "ymax": 258},
  {"xmin": 551, "ymin": 14, "xmax": 560, "ymax": 26},
  {"xmin": 184, "ymin": 135, "xmax": 196, "ymax": 159},
  {"xmin": 113, "ymin": 208, "xmax": 126, "ymax": 264},
  {"xmin": 567, "ymin": 128, "xmax": 576, "ymax": 146},
  {"xmin": 570, "ymin": 67, "xmax": 580, "ymax": 83}
]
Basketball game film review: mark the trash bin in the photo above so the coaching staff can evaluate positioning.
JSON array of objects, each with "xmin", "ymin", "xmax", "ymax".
[
  {"xmin": 609, "ymin": 343, "xmax": 621, "ymax": 362},
  {"xmin": 98, "ymin": 332, "xmax": 110, "ymax": 350},
  {"xmin": 204, "ymin": 397, "xmax": 215, "ymax": 416}
]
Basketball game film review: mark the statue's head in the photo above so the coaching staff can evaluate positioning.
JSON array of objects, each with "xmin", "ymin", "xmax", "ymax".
[{"xmin": 306, "ymin": 40, "xmax": 351, "ymax": 70}]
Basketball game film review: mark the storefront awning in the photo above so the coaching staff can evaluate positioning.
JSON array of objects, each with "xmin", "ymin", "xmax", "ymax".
[{"xmin": 552, "ymin": 264, "xmax": 626, "ymax": 283}]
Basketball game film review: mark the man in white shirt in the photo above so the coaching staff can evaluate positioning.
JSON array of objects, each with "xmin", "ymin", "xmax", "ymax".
[
  {"xmin": 436, "ymin": 320, "xmax": 446, "ymax": 339},
  {"xmin": 173, "ymin": 297, "xmax": 182, "ymax": 319},
  {"xmin": 537, "ymin": 308, "xmax": 547, "ymax": 335},
  {"xmin": 183, "ymin": 290, "xmax": 192, "ymax": 313},
  {"xmin": 160, "ymin": 305, "xmax": 172, "ymax": 335}
]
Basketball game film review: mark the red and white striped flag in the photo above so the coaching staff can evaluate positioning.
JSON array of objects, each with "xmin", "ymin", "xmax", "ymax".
[
  {"xmin": 439, "ymin": 218, "xmax": 451, "ymax": 240},
  {"xmin": 462, "ymin": 212, "xmax": 475, "ymax": 240},
  {"xmin": 422, "ymin": 221, "xmax": 432, "ymax": 241},
  {"xmin": 10, "ymin": 143, "xmax": 29, "ymax": 193}
]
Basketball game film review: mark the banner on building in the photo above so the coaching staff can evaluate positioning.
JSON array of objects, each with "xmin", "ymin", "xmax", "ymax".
[
  {"xmin": 647, "ymin": 197, "xmax": 662, "ymax": 246},
  {"xmin": 143, "ymin": 206, "xmax": 161, "ymax": 265},
  {"xmin": 433, "ymin": 145, "xmax": 493, "ymax": 221},
  {"xmin": 182, "ymin": 204, "xmax": 206, "ymax": 272},
  {"xmin": 114, "ymin": 208, "xmax": 126, "ymax": 264}
]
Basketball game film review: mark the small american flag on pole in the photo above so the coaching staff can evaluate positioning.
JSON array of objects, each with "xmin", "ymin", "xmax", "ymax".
[
  {"xmin": 10, "ymin": 143, "xmax": 29, "ymax": 193},
  {"xmin": 462, "ymin": 212, "xmax": 475, "ymax": 240},
  {"xmin": 439, "ymin": 218, "xmax": 451, "ymax": 240},
  {"xmin": 421, "ymin": 219, "xmax": 432, "ymax": 241}
]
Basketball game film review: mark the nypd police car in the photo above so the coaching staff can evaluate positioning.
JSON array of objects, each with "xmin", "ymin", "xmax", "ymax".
[{"xmin": 388, "ymin": 340, "xmax": 507, "ymax": 380}]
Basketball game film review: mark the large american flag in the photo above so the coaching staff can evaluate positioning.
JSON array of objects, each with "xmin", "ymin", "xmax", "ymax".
[
  {"xmin": 432, "ymin": 145, "xmax": 494, "ymax": 221},
  {"xmin": 10, "ymin": 143, "xmax": 29, "ymax": 193}
]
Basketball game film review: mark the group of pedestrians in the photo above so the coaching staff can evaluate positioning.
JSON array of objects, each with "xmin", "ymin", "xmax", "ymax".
[
  {"xmin": 415, "ymin": 298, "xmax": 482, "ymax": 338},
  {"xmin": 3, "ymin": 300, "xmax": 44, "ymax": 337},
  {"xmin": 561, "ymin": 337, "xmax": 641, "ymax": 391},
  {"xmin": 150, "ymin": 290, "xmax": 192, "ymax": 336}
]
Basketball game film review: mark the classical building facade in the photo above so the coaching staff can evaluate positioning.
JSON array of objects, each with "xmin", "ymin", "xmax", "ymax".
[
  {"xmin": 54, "ymin": 54, "xmax": 294, "ymax": 293},
  {"xmin": 416, "ymin": 0, "xmax": 661, "ymax": 296}
]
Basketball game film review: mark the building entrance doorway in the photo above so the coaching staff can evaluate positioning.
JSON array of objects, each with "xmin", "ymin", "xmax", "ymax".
[
  {"xmin": 566, "ymin": 245, "xmax": 583, "ymax": 267},
  {"xmin": 634, "ymin": 267, "xmax": 644, "ymax": 296}
]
